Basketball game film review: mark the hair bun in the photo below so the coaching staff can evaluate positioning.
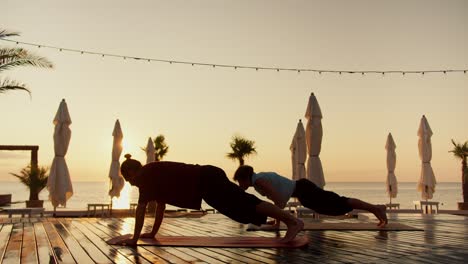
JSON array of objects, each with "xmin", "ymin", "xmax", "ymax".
[{"xmin": 124, "ymin": 154, "xmax": 132, "ymax": 159}]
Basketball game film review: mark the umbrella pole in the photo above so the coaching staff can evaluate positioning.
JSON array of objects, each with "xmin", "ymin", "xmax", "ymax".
[
  {"xmin": 425, "ymin": 186, "xmax": 429, "ymax": 213},
  {"xmin": 389, "ymin": 185, "xmax": 392, "ymax": 205},
  {"xmin": 53, "ymin": 206, "xmax": 56, "ymax": 217},
  {"xmin": 109, "ymin": 178, "xmax": 113, "ymax": 217}
]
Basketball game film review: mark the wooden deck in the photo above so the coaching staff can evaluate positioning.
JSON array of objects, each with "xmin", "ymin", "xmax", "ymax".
[{"xmin": 0, "ymin": 213, "xmax": 467, "ymax": 263}]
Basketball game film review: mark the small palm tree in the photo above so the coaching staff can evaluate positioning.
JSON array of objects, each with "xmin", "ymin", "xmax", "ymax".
[
  {"xmin": 10, "ymin": 165, "xmax": 49, "ymax": 201},
  {"xmin": 227, "ymin": 135, "xmax": 257, "ymax": 166},
  {"xmin": 153, "ymin": 135, "xmax": 169, "ymax": 161},
  {"xmin": 449, "ymin": 139, "xmax": 468, "ymax": 205},
  {"xmin": 0, "ymin": 30, "xmax": 53, "ymax": 95},
  {"xmin": 142, "ymin": 134, "xmax": 169, "ymax": 161}
]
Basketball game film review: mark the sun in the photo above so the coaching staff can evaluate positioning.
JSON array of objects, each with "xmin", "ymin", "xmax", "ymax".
[{"xmin": 111, "ymin": 182, "xmax": 131, "ymax": 209}]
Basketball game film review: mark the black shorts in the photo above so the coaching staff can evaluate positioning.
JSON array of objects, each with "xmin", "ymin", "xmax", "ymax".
[
  {"xmin": 199, "ymin": 165, "xmax": 267, "ymax": 226},
  {"xmin": 292, "ymin": 179, "xmax": 352, "ymax": 216}
]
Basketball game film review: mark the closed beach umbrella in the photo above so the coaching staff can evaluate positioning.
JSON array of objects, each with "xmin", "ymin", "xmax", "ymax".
[
  {"xmin": 47, "ymin": 99, "xmax": 73, "ymax": 208},
  {"xmin": 417, "ymin": 115, "xmax": 437, "ymax": 200},
  {"xmin": 290, "ymin": 120, "xmax": 306, "ymax": 181},
  {"xmin": 108, "ymin": 119, "xmax": 125, "ymax": 198},
  {"xmin": 146, "ymin": 137, "xmax": 155, "ymax": 164},
  {"xmin": 385, "ymin": 133, "xmax": 398, "ymax": 203},
  {"xmin": 305, "ymin": 93, "xmax": 325, "ymax": 188}
]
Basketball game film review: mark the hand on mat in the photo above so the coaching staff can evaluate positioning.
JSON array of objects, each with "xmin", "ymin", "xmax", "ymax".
[
  {"xmin": 115, "ymin": 237, "xmax": 137, "ymax": 247},
  {"xmin": 140, "ymin": 232, "xmax": 156, "ymax": 239}
]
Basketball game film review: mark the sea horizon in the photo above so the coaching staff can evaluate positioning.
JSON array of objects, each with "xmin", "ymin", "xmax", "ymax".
[{"xmin": 1, "ymin": 181, "xmax": 463, "ymax": 211}]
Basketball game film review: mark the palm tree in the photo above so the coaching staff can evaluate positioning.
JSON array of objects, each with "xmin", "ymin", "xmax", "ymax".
[
  {"xmin": 153, "ymin": 135, "xmax": 169, "ymax": 161},
  {"xmin": 227, "ymin": 135, "xmax": 257, "ymax": 166},
  {"xmin": 10, "ymin": 165, "xmax": 49, "ymax": 202},
  {"xmin": 0, "ymin": 30, "xmax": 53, "ymax": 95},
  {"xmin": 449, "ymin": 139, "xmax": 468, "ymax": 208},
  {"xmin": 142, "ymin": 134, "xmax": 169, "ymax": 161}
]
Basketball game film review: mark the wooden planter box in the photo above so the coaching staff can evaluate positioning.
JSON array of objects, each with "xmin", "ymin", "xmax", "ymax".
[
  {"xmin": 0, "ymin": 194, "xmax": 12, "ymax": 206},
  {"xmin": 26, "ymin": 200, "xmax": 44, "ymax": 208},
  {"xmin": 458, "ymin": 202, "xmax": 468, "ymax": 210}
]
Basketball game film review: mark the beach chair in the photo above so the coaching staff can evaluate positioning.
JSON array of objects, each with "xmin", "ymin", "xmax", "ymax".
[
  {"xmin": 413, "ymin": 200, "xmax": 439, "ymax": 214},
  {"xmin": 87, "ymin": 203, "xmax": 111, "ymax": 217},
  {"xmin": 2, "ymin": 207, "xmax": 45, "ymax": 218}
]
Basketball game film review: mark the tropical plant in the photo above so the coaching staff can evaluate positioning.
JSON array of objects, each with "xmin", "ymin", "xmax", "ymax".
[
  {"xmin": 10, "ymin": 165, "xmax": 49, "ymax": 201},
  {"xmin": 227, "ymin": 135, "xmax": 257, "ymax": 166},
  {"xmin": 449, "ymin": 139, "xmax": 468, "ymax": 204},
  {"xmin": 142, "ymin": 134, "xmax": 169, "ymax": 161},
  {"xmin": 0, "ymin": 30, "xmax": 53, "ymax": 95},
  {"xmin": 153, "ymin": 135, "xmax": 169, "ymax": 161}
]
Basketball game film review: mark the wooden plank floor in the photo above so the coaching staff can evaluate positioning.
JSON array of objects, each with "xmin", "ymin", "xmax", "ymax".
[{"xmin": 0, "ymin": 213, "xmax": 467, "ymax": 263}]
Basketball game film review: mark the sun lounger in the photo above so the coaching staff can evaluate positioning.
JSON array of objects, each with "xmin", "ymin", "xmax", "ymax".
[
  {"xmin": 3, "ymin": 207, "xmax": 45, "ymax": 218},
  {"xmin": 413, "ymin": 200, "xmax": 439, "ymax": 214},
  {"xmin": 386, "ymin": 203, "xmax": 400, "ymax": 210},
  {"xmin": 87, "ymin": 203, "xmax": 111, "ymax": 217}
]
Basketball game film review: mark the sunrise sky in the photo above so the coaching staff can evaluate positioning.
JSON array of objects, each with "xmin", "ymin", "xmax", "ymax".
[{"xmin": 1, "ymin": 0, "xmax": 467, "ymax": 183}]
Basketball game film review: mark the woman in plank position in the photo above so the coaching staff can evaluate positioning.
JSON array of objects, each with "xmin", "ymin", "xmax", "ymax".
[
  {"xmin": 233, "ymin": 165, "xmax": 388, "ymax": 227},
  {"xmin": 114, "ymin": 154, "xmax": 303, "ymax": 246}
]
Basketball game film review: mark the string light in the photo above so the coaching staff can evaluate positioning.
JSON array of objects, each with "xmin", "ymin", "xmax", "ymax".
[{"xmin": 2, "ymin": 38, "xmax": 467, "ymax": 76}]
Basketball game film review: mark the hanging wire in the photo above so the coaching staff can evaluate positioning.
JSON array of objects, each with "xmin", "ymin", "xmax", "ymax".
[{"xmin": 2, "ymin": 38, "xmax": 467, "ymax": 76}]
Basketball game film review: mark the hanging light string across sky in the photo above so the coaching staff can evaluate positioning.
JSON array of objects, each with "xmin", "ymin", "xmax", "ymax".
[{"xmin": 2, "ymin": 38, "xmax": 467, "ymax": 76}]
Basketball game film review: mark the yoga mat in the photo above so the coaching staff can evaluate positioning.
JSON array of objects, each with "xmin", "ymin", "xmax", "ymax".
[
  {"xmin": 164, "ymin": 212, "xmax": 206, "ymax": 218},
  {"xmin": 247, "ymin": 222, "xmax": 423, "ymax": 231},
  {"xmin": 107, "ymin": 234, "xmax": 309, "ymax": 248}
]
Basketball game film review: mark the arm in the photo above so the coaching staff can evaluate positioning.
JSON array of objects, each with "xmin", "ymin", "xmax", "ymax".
[
  {"xmin": 141, "ymin": 202, "xmax": 166, "ymax": 238},
  {"xmin": 255, "ymin": 178, "xmax": 287, "ymax": 209},
  {"xmin": 132, "ymin": 202, "xmax": 148, "ymax": 240},
  {"xmin": 116, "ymin": 201, "xmax": 147, "ymax": 246}
]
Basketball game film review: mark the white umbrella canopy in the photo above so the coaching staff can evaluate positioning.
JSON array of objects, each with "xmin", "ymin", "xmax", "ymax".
[
  {"xmin": 290, "ymin": 120, "xmax": 306, "ymax": 181},
  {"xmin": 108, "ymin": 119, "xmax": 125, "ymax": 198},
  {"xmin": 305, "ymin": 93, "xmax": 325, "ymax": 188},
  {"xmin": 417, "ymin": 115, "xmax": 437, "ymax": 200},
  {"xmin": 146, "ymin": 137, "xmax": 155, "ymax": 164},
  {"xmin": 47, "ymin": 99, "xmax": 73, "ymax": 208},
  {"xmin": 386, "ymin": 133, "xmax": 398, "ymax": 203}
]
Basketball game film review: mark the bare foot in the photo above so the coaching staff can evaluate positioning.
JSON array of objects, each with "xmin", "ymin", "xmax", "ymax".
[
  {"xmin": 374, "ymin": 205, "xmax": 388, "ymax": 227},
  {"xmin": 281, "ymin": 218, "xmax": 304, "ymax": 243}
]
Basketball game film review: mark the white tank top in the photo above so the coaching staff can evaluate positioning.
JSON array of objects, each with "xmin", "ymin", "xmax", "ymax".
[{"xmin": 251, "ymin": 172, "xmax": 296, "ymax": 206}]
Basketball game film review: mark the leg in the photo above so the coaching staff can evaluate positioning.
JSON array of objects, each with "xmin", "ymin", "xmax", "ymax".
[
  {"xmin": 347, "ymin": 198, "xmax": 387, "ymax": 227},
  {"xmin": 295, "ymin": 179, "xmax": 387, "ymax": 226},
  {"xmin": 255, "ymin": 202, "xmax": 304, "ymax": 243},
  {"xmin": 201, "ymin": 166, "xmax": 303, "ymax": 243}
]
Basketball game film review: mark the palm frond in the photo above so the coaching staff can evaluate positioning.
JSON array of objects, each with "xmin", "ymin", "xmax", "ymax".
[
  {"xmin": 0, "ymin": 30, "xmax": 20, "ymax": 39},
  {"xmin": 0, "ymin": 78, "xmax": 30, "ymax": 95},
  {"xmin": 0, "ymin": 48, "xmax": 53, "ymax": 72},
  {"xmin": 449, "ymin": 139, "xmax": 468, "ymax": 159},
  {"xmin": 10, "ymin": 165, "xmax": 49, "ymax": 191},
  {"xmin": 0, "ymin": 47, "xmax": 28, "ymax": 57},
  {"xmin": 10, "ymin": 172, "xmax": 31, "ymax": 186},
  {"xmin": 226, "ymin": 135, "xmax": 257, "ymax": 162},
  {"xmin": 154, "ymin": 134, "xmax": 169, "ymax": 161}
]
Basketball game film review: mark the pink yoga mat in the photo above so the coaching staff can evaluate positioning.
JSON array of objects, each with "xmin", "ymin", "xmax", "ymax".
[
  {"xmin": 107, "ymin": 234, "xmax": 309, "ymax": 248},
  {"xmin": 247, "ymin": 222, "xmax": 423, "ymax": 231}
]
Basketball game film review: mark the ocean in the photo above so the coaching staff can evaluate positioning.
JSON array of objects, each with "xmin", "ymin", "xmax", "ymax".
[{"xmin": 0, "ymin": 181, "xmax": 463, "ymax": 211}]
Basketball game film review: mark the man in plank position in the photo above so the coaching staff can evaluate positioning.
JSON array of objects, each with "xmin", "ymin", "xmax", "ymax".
[
  {"xmin": 113, "ymin": 154, "xmax": 303, "ymax": 246},
  {"xmin": 233, "ymin": 165, "xmax": 388, "ymax": 227}
]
